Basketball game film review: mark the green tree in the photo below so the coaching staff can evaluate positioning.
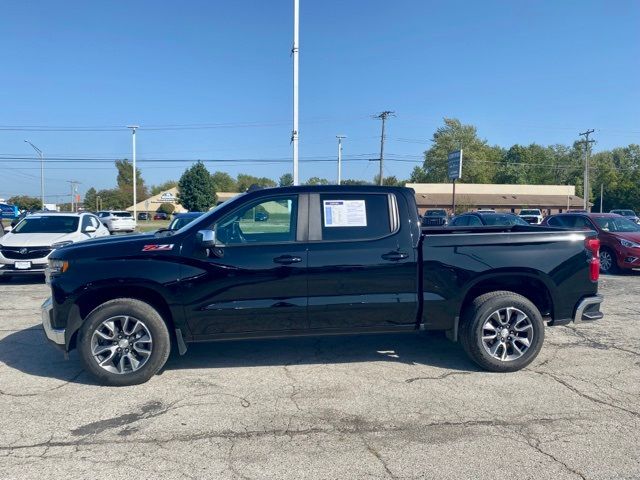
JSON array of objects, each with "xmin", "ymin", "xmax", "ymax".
[
  {"xmin": 150, "ymin": 180, "xmax": 178, "ymax": 195},
  {"xmin": 95, "ymin": 188, "xmax": 128, "ymax": 210},
  {"xmin": 373, "ymin": 174, "xmax": 404, "ymax": 186},
  {"xmin": 116, "ymin": 159, "xmax": 149, "ymax": 202},
  {"xmin": 340, "ymin": 179, "xmax": 370, "ymax": 185},
  {"xmin": 178, "ymin": 161, "xmax": 217, "ymax": 211},
  {"xmin": 304, "ymin": 177, "xmax": 330, "ymax": 185},
  {"xmin": 83, "ymin": 187, "xmax": 97, "ymax": 211},
  {"xmin": 236, "ymin": 174, "xmax": 277, "ymax": 192},
  {"xmin": 157, "ymin": 203, "xmax": 175, "ymax": 215},
  {"xmin": 7, "ymin": 195, "xmax": 41, "ymax": 211},
  {"xmin": 279, "ymin": 173, "xmax": 294, "ymax": 187},
  {"xmin": 410, "ymin": 118, "xmax": 500, "ymax": 184},
  {"xmin": 211, "ymin": 171, "xmax": 237, "ymax": 192}
]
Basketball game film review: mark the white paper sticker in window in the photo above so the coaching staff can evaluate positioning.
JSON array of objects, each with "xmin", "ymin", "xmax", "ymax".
[{"xmin": 323, "ymin": 200, "xmax": 367, "ymax": 227}]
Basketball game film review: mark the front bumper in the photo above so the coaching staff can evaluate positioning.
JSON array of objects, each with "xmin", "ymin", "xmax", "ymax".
[
  {"xmin": 41, "ymin": 297, "xmax": 65, "ymax": 346},
  {"xmin": 573, "ymin": 295, "xmax": 604, "ymax": 323}
]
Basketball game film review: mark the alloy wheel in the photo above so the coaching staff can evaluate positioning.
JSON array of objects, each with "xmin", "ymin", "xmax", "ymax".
[
  {"xmin": 599, "ymin": 250, "xmax": 613, "ymax": 272},
  {"xmin": 481, "ymin": 307, "xmax": 534, "ymax": 362},
  {"xmin": 90, "ymin": 315, "xmax": 153, "ymax": 374}
]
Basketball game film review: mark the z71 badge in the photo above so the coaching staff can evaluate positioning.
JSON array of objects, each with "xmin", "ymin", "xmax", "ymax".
[{"xmin": 142, "ymin": 244, "xmax": 174, "ymax": 252}]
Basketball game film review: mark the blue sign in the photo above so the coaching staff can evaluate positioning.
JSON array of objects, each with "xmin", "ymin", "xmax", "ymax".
[{"xmin": 447, "ymin": 150, "xmax": 463, "ymax": 180}]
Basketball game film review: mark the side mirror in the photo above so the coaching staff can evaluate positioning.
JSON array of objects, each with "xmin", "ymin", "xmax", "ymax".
[
  {"xmin": 197, "ymin": 229, "xmax": 218, "ymax": 248},
  {"xmin": 84, "ymin": 226, "xmax": 97, "ymax": 233}
]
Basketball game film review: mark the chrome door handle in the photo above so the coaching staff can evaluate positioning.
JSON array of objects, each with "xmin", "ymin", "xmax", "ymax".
[
  {"xmin": 381, "ymin": 251, "xmax": 409, "ymax": 261},
  {"xmin": 274, "ymin": 255, "xmax": 302, "ymax": 265}
]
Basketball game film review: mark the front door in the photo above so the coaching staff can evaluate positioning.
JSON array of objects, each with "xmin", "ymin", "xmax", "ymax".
[
  {"xmin": 306, "ymin": 192, "xmax": 418, "ymax": 331},
  {"xmin": 180, "ymin": 194, "xmax": 308, "ymax": 337}
]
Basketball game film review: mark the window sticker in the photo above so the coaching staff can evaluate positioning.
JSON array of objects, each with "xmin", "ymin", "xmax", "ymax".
[{"xmin": 323, "ymin": 200, "xmax": 367, "ymax": 227}]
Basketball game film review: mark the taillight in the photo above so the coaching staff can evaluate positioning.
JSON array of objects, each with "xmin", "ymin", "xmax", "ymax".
[{"xmin": 585, "ymin": 237, "xmax": 600, "ymax": 281}]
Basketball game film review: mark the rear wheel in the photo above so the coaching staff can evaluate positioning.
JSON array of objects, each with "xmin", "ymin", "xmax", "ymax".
[
  {"xmin": 599, "ymin": 248, "xmax": 619, "ymax": 274},
  {"xmin": 460, "ymin": 291, "xmax": 544, "ymax": 372},
  {"xmin": 77, "ymin": 298, "xmax": 171, "ymax": 386}
]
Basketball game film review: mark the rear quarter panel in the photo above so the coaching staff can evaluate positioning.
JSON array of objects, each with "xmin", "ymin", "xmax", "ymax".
[{"xmin": 421, "ymin": 230, "xmax": 598, "ymax": 329}]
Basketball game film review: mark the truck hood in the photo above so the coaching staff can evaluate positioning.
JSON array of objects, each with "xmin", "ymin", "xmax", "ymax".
[
  {"xmin": 49, "ymin": 232, "xmax": 157, "ymax": 258},
  {"xmin": 0, "ymin": 232, "xmax": 74, "ymax": 247}
]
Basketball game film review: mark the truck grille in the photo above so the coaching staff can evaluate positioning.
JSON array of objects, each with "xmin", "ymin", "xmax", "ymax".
[
  {"xmin": 1, "ymin": 246, "xmax": 52, "ymax": 259},
  {"xmin": 422, "ymin": 218, "xmax": 446, "ymax": 226}
]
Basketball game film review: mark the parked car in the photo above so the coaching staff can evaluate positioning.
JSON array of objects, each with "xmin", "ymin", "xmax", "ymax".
[
  {"xmin": 519, "ymin": 209, "xmax": 544, "ymax": 225},
  {"xmin": 166, "ymin": 212, "xmax": 205, "ymax": 231},
  {"xmin": 421, "ymin": 209, "xmax": 448, "ymax": 227},
  {"xmin": 137, "ymin": 212, "xmax": 150, "ymax": 221},
  {"xmin": 610, "ymin": 209, "xmax": 640, "ymax": 224},
  {"xmin": 153, "ymin": 212, "xmax": 169, "ymax": 221},
  {"xmin": 543, "ymin": 212, "xmax": 640, "ymax": 273},
  {"xmin": 42, "ymin": 186, "xmax": 602, "ymax": 385},
  {"xmin": 97, "ymin": 211, "xmax": 137, "ymax": 233},
  {"xmin": 0, "ymin": 212, "xmax": 109, "ymax": 279},
  {"xmin": 449, "ymin": 212, "xmax": 530, "ymax": 227}
]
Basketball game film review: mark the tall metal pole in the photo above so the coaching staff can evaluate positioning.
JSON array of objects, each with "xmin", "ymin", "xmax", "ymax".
[
  {"xmin": 127, "ymin": 126, "xmax": 139, "ymax": 220},
  {"xmin": 24, "ymin": 140, "xmax": 44, "ymax": 209},
  {"xmin": 374, "ymin": 111, "xmax": 394, "ymax": 185},
  {"xmin": 336, "ymin": 135, "xmax": 346, "ymax": 185},
  {"xmin": 292, "ymin": 0, "xmax": 300, "ymax": 185},
  {"xmin": 600, "ymin": 183, "xmax": 604, "ymax": 213},
  {"xmin": 579, "ymin": 129, "xmax": 595, "ymax": 211}
]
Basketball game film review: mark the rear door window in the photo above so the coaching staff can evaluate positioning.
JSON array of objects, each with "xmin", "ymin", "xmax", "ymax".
[{"xmin": 320, "ymin": 194, "xmax": 392, "ymax": 241}]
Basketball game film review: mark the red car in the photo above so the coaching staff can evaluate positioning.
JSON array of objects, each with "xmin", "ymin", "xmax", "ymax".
[
  {"xmin": 153, "ymin": 212, "xmax": 169, "ymax": 221},
  {"xmin": 542, "ymin": 212, "xmax": 640, "ymax": 273}
]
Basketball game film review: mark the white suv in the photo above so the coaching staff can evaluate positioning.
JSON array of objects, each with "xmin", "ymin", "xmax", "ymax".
[
  {"xmin": 97, "ymin": 211, "xmax": 137, "ymax": 233},
  {"xmin": 519, "ymin": 209, "xmax": 544, "ymax": 225},
  {"xmin": 0, "ymin": 212, "xmax": 110, "ymax": 278}
]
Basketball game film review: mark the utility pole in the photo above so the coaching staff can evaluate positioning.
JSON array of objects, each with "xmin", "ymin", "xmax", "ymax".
[
  {"xmin": 291, "ymin": 0, "xmax": 300, "ymax": 185},
  {"xmin": 600, "ymin": 183, "xmax": 604, "ymax": 213},
  {"xmin": 127, "ymin": 126, "xmax": 139, "ymax": 219},
  {"xmin": 374, "ymin": 111, "xmax": 394, "ymax": 185},
  {"xmin": 24, "ymin": 140, "xmax": 44, "ymax": 209},
  {"xmin": 578, "ymin": 129, "xmax": 595, "ymax": 211},
  {"xmin": 336, "ymin": 135, "xmax": 346, "ymax": 185},
  {"xmin": 67, "ymin": 181, "xmax": 80, "ymax": 212}
]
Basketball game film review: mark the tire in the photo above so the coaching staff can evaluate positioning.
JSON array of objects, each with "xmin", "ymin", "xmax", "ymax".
[
  {"xmin": 599, "ymin": 248, "xmax": 619, "ymax": 274},
  {"xmin": 460, "ymin": 291, "xmax": 544, "ymax": 372},
  {"xmin": 77, "ymin": 298, "xmax": 171, "ymax": 386}
]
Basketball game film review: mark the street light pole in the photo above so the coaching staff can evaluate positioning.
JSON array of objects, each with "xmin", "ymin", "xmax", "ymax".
[
  {"xmin": 127, "ymin": 126, "xmax": 139, "ymax": 220},
  {"xmin": 336, "ymin": 135, "xmax": 346, "ymax": 185},
  {"xmin": 292, "ymin": 0, "xmax": 300, "ymax": 185},
  {"xmin": 24, "ymin": 140, "xmax": 44, "ymax": 209}
]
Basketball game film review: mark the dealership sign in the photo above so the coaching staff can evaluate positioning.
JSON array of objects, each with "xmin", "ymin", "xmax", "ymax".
[{"xmin": 447, "ymin": 150, "xmax": 463, "ymax": 181}]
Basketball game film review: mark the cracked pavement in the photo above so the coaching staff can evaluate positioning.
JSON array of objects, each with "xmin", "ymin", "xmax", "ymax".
[{"xmin": 0, "ymin": 274, "xmax": 639, "ymax": 479}]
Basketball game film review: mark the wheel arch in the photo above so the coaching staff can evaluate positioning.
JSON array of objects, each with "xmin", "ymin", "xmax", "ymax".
[
  {"xmin": 459, "ymin": 272, "xmax": 554, "ymax": 323},
  {"xmin": 67, "ymin": 284, "xmax": 178, "ymax": 351}
]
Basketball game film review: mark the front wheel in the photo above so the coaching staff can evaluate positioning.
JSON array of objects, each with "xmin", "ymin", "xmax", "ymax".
[
  {"xmin": 460, "ymin": 291, "xmax": 544, "ymax": 372},
  {"xmin": 77, "ymin": 298, "xmax": 171, "ymax": 386}
]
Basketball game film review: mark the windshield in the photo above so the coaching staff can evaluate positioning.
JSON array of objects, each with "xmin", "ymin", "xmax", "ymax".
[
  {"xmin": 618, "ymin": 210, "xmax": 636, "ymax": 217},
  {"xmin": 169, "ymin": 216, "xmax": 198, "ymax": 230},
  {"xmin": 520, "ymin": 210, "xmax": 540, "ymax": 215},
  {"xmin": 13, "ymin": 216, "xmax": 79, "ymax": 234},
  {"xmin": 594, "ymin": 217, "xmax": 640, "ymax": 233},
  {"xmin": 482, "ymin": 214, "xmax": 529, "ymax": 226},
  {"xmin": 165, "ymin": 193, "xmax": 246, "ymax": 236},
  {"xmin": 425, "ymin": 210, "xmax": 446, "ymax": 216}
]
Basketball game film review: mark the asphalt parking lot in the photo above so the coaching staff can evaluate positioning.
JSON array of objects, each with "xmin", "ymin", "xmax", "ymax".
[{"xmin": 0, "ymin": 274, "xmax": 638, "ymax": 480}]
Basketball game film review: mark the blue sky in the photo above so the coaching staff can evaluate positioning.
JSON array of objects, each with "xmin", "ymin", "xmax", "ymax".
[{"xmin": 1, "ymin": 0, "xmax": 638, "ymax": 202}]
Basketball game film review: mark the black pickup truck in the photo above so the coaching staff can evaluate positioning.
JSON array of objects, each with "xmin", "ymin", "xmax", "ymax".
[{"xmin": 41, "ymin": 186, "xmax": 603, "ymax": 386}]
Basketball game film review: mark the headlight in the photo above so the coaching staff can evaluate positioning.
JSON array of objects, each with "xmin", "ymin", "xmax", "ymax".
[
  {"xmin": 48, "ymin": 259, "xmax": 69, "ymax": 274},
  {"xmin": 51, "ymin": 241, "xmax": 73, "ymax": 249},
  {"xmin": 620, "ymin": 239, "xmax": 640, "ymax": 248}
]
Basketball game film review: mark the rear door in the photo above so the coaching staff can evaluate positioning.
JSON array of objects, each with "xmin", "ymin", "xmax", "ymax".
[{"xmin": 306, "ymin": 191, "xmax": 418, "ymax": 330}]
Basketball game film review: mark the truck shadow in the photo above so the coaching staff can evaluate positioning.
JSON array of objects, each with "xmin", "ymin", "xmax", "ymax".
[{"xmin": 0, "ymin": 328, "xmax": 478, "ymax": 385}]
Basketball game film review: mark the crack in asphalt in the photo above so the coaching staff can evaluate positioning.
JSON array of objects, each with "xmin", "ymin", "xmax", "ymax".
[
  {"xmin": 533, "ymin": 370, "xmax": 640, "ymax": 419},
  {"xmin": 404, "ymin": 371, "xmax": 473, "ymax": 383}
]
